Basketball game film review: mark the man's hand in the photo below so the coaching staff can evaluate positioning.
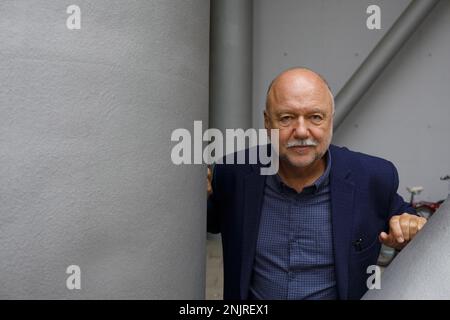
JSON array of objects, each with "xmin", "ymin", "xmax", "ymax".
[
  {"xmin": 207, "ymin": 166, "xmax": 212, "ymax": 196},
  {"xmin": 379, "ymin": 213, "xmax": 427, "ymax": 250}
]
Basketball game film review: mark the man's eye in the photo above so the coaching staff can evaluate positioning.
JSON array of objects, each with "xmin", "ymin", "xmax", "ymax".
[
  {"xmin": 311, "ymin": 115, "xmax": 323, "ymax": 122},
  {"xmin": 279, "ymin": 116, "xmax": 292, "ymax": 125}
]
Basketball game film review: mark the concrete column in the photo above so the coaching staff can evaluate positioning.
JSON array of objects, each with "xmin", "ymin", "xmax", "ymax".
[
  {"xmin": 0, "ymin": 0, "xmax": 209, "ymax": 299},
  {"xmin": 210, "ymin": 0, "xmax": 253, "ymax": 132}
]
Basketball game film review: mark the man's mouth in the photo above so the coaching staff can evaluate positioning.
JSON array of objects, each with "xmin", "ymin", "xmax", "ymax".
[{"xmin": 288, "ymin": 145, "xmax": 313, "ymax": 152}]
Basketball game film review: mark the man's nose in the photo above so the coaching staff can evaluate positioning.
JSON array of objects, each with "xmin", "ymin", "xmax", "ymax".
[{"xmin": 292, "ymin": 117, "xmax": 309, "ymax": 139}]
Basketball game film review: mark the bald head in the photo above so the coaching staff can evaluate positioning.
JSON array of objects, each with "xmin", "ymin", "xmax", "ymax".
[
  {"xmin": 264, "ymin": 67, "xmax": 334, "ymax": 172},
  {"xmin": 265, "ymin": 67, "xmax": 334, "ymax": 114}
]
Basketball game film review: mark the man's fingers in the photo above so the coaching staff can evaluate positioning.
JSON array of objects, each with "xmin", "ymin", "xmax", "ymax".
[
  {"xmin": 379, "ymin": 232, "xmax": 388, "ymax": 244},
  {"xmin": 382, "ymin": 214, "xmax": 428, "ymax": 250},
  {"xmin": 379, "ymin": 231, "xmax": 394, "ymax": 246},
  {"xmin": 409, "ymin": 218, "xmax": 419, "ymax": 239},
  {"xmin": 389, "ymin": 216, "xmax": 404, "ymax": 243},
  {"xmin": 379, "ymin": 231, "xmax": 389, "ymax": 242},
  {"xmin": 399, "ymin": 214, "xmax": 410, "ymax": 241},
  {"xmin": 407, "ymin": 215, "xmax": 427, "ymax": 240},
  {"xmin": 418, "ymin": 217, "xmax": 427, "ymax": 231}
]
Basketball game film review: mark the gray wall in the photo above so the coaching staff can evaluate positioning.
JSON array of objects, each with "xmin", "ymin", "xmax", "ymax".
[
  {"xmin": 0, "ymin": 0, "xmax": 209, "ymax": 299},
  {"xmin": 253, "ymin": 0, "xmax": 450, "ymax": 202}
]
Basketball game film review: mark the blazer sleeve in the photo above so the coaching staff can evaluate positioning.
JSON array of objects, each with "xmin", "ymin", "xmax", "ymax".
[{"xmin": 387, "ymin": 161, "xmax": 417, "ymax": 224}]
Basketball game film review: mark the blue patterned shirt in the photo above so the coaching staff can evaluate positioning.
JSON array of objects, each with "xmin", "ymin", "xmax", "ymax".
[{"xmin": 249, "ymin": 151, "xmax": 337, "ymax": 299}]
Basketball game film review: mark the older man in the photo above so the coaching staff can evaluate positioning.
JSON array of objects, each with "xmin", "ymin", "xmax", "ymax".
[{"xmin": 207, "ymin": 67, "xmax": 426, "ymax": 300}]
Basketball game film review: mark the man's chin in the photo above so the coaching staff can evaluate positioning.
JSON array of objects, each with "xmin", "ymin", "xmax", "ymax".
[{"xmin": 283, "ymin": 156, "xmax": 315, "ymax": 169}]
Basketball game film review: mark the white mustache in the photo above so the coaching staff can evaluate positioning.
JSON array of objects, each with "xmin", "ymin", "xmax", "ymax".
[{"xmin": 286, "ymin": 139, "xmax": 318, "ymax": 148}]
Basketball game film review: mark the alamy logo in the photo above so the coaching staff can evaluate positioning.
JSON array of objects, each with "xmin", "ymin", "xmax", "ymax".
[
  {"xmin": 366, "ymin": 265, "xmax": 381, "ymax": 290},
  {"xmin": 66, "ymin": 265, "xmax": 81, "ymax": 290},
  {"xmin": 66, "ymin": 5, "xmax": 81, "ymax": 30},
  {"xmin": 366, "ymin": 5, "xmax": 381, "ymax": 30},
  {"xmin": 170, "ymin": 121, "xmax": 279, "ymax": 175}
]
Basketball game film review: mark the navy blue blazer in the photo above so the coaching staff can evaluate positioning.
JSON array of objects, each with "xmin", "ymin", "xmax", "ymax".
[{"xmin": 207, "ymin": 144, "xmax": 415, "ymax": 300}]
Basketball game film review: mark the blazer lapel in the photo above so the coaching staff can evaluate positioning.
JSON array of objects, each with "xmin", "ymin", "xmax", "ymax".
[
  {"xmin": 329, "ymin": 146, "xmax": 356, "ymax": 300},
  {"xmin": 239, "ymin": 164, "xmax": 267, "ymax": 299}
]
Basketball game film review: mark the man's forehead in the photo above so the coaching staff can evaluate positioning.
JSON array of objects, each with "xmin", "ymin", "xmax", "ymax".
[
  {"xmin": 265, "ymin": 67, "xmax": 335, "ymax": 113},
  {"xmin": 268, "ymin": 83, "xmax": 332, "ymax": 108},
  {"xmin": 272, "ymin": 106, "xmax": 328, "ymax": 114}
]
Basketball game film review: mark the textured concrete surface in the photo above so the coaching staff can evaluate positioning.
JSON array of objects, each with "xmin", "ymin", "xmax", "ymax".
[{"xmin": 0, "ymin": 0, "xmax": 209, "ymax": 299}]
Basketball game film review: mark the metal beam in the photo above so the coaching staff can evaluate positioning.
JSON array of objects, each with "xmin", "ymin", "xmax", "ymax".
[{"xmin": 334, "ymin": 0, "xmax": 441, "ymax": 130}]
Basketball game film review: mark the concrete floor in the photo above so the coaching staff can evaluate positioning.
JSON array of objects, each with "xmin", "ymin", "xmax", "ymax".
[{"xmin": 205, "ymin": 235, "xmax": 223, "ymax": 300}]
